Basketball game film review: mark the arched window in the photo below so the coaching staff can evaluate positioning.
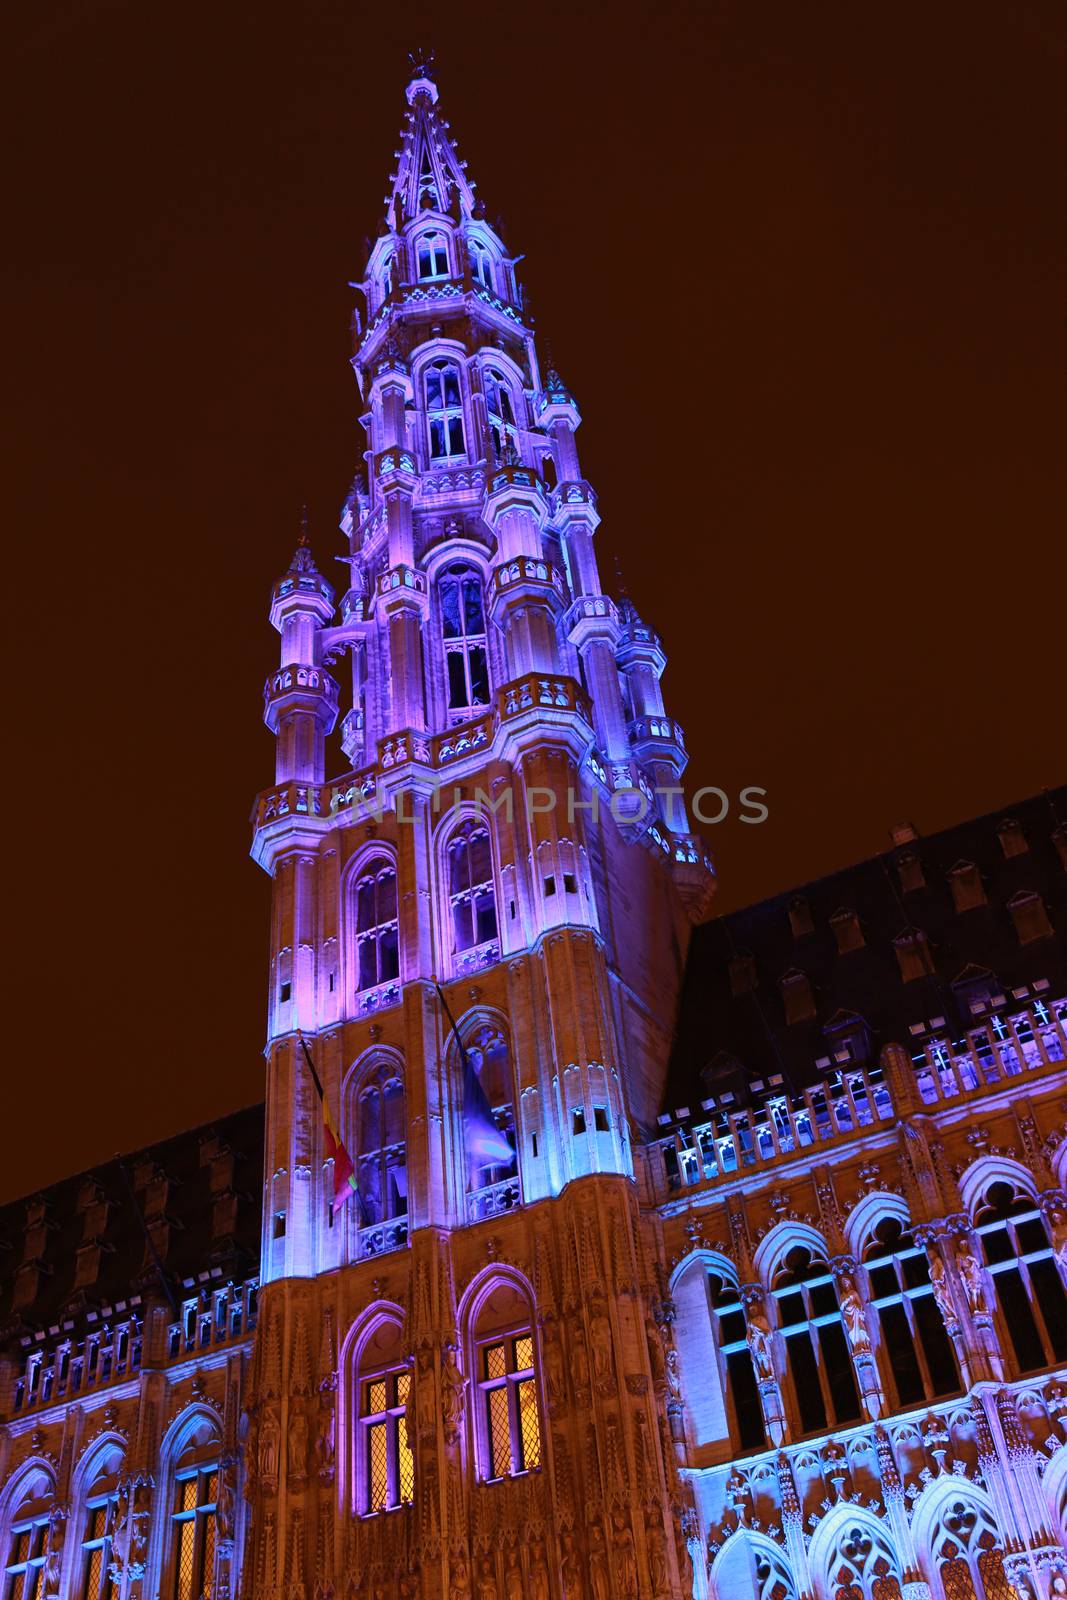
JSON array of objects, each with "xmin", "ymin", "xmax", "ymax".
[
  {"xmin": 416, "ymin": 230, "xmax": 449, "ymax": 280},
  {"xmin": 2, "ymin": 1476, "xmax": 53, "ymax": 1600},
  {"xmin": 76, "ymin": 1447, "xmax": 124, "ymax": 1600},
  {"xmin": 483, "ymin": 366, "xmax": 518, "ymax": 457},
  {"xmin": 440, "ymin": 565, "xmax": 489, "ymax": 713},
  {"xmin": 469, "ymin": 239, "xmax": 494, "ymax": 290},
  {"xmin": 974, "ymin": 1182, "xmax": 1067, "ymax": 1372},
  {"xmin": 825, "ymin": 1520, "xmax": 903, "ymax": 1600},
  {"xmin": 707, "ymin": 1275, "xmax": 765, "ymax": 1452},
  {"xmin": 470, "ymin": 1279, "xmax": 541, "ymax": 1481},
  {"xmin": 353, "ymin": 1319, "xmax": 413, "ymax": 1515},
  {"xmin": 771, "ymin": 1246, "xmax": 861, "ymax": 1434},
  {"xmin": 354, "ymin": 858, "xmax": 399, "ymax": 995},
  {"xmin": 447, "ymin": 822, "xmax": 497, "ymax": 957},
  {"xmin": 353, "ymin": 1063, "xmax": 407, "ymax": 1231},
  {"xmin": 863, "ymin": 1218, "xmax": 959, "ymax": 1406},
  {"xmin": 425, "ymin": 359, "xmax": 465, "ymax": 463},
  {"xmin": 162, "ymin": 1419, "xmax": 219, "ymax": 1600},
  {"xmin": 465, "ymin": 1024, "xmax": 517, "ymax": 1213},
  {"xmin": 930, "ymin": 1498, "xmax": 1014, "ymax": 1600}
]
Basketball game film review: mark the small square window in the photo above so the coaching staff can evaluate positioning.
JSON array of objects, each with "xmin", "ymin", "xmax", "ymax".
[
  {"xmin": 544, "ymin": 876, "xmax": 556, "ymax": 897},
  {"xmin": 273, "ymin": 1212, "xmax": 286, "ymax": 1240},
  {"xmin": 563, "ymin": 873, "xmax": 578, "ymax": 894},
  {"xmin": 593, "ymin": 1106, "xmax": 610, "ymax": 1133},
  {"xmin": 572, "ymin": 1108, "xmax": 586, "ymax": 1135},
  {"xmin": 279, "ymin": 981, "xmax": 291, "ymax": 1003}
]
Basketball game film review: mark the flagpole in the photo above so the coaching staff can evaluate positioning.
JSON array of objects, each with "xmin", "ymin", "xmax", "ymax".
[{"xmin": 296, "ymin": 1028, "xmax": 333, "ymax": 1224}]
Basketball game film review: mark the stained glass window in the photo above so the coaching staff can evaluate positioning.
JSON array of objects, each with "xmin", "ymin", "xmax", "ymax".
[
  {"xmin": 477, "ymin": 1330, "xmax": 541, "ymax": 1481},
  {"xmin": 3, "ymin": 1514, "xmax": 49, "ymax": 1600},
  {"xmin": 359, "ymin": 1367, "xmax": 414, "ymax": 1514},
  {"xmin": 170, "ymin": 1466, "xmax": 217, "ymax": 1600}
]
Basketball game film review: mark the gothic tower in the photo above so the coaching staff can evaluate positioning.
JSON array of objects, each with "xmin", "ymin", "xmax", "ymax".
[{"xmin": 246, "ymin": 59, "xmax": 714, "ymax": 1600}]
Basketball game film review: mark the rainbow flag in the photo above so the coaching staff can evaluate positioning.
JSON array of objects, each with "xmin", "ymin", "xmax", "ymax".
[{"xmin": 299, "ymin": 1034, "xmax": 360, "ymax": 1214}]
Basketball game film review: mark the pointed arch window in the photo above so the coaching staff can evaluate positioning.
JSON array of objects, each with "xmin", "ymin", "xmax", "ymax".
[
  {"xmin": 170, "ymin": 1467, "xmax": 217, "ymax": 1600},
  {"xmin": 425, "ymin": 360, "xmax": 465, "ymax": 462},
  {"xmin": 707, "ymin": 1274, "xmax": 765, "ymax": 1452},
  {"xmin": 79, "ymin": 1495, "xmax": 118, "ymax": 1600},
  {"xmin": 469, "ymin": 239, "xmax": 494, "ymax": 291},
  {"xmin": 440, "ymin": 566, "xmax": 489, "ymax": 713},
  {"xmin": 863, "ymin": 1217, "xmax": 959, "ymax": 1406},
  {"xmin": 416, "ymin": 230, "xmax": 449, "ymax": 280},
  {"xmin": 973, "ymin": 1182, "xmax": 1067, "ymax": 1372},
  {"xmin": 353, "ymin": 1064, "xmax": 407, "ymax": 1231},
  {"xmin": 447, "ymin": 822, "xmax": 497, "ymax": 956},
  {"xmin": 354, "ymin": 859, "xmax": 399, "ymax": 995},
  {"xmin": 3, "ymin": 1501, "xmax": 51, "ymax": 1600},
  {"xmin": 826, "ymin": 1522, "xmax": 904, "ymax": 1600},
  {"xmin": 931, "ymin": 1499, "xmax": 1015, "ymax": 1600},
  {"xmin": 351, "ymin": 1319, "xmax": 414, "ymax": 1515},
  {"xmin": 483, "ymin": 366, "xmax": 518, "ymax": 457},
  {"xmin": 470, "ymin": 1281, "xmax": 542, "ymax": 1482},
  {"xmin": 465, "ymin": 1025, "xmax": 518, "ymax": 1208},
  {"xmin": 771, "ymin": 1246, "xmax": 861, "ymax": 1435}
]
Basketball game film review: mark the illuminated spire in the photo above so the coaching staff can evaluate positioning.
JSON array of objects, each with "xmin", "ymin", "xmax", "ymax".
[{"xmin": 384, "ymin": 55, "xmax": 477, "ymax": 229}]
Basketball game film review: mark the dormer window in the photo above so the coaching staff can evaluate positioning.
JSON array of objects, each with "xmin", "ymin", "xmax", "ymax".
[
  {"xmin": 728, "ymin": 953, "xmax": 757, "ymax": 997},
  {"xmin": 417, "ymin": 230, "xmax": 449, "ymax": 281},
  {"xmin": 998, "ymin": 818, "xmax": 1028, "ymax": 858},
  {"xmin": 788, "ymin": 897, "xmax": 813, "ymax": 938},
  {"xmin": 779, "ymin": 968, "xmax": 816, "ymax": 1024},
  {"xmin": 948, "ymin": 861, "xmax": 986, "ymax": 913},
  {"xmin": 894, "ymin": 927, "xmax": 935, "ymax": 982},
  {"xmin": 897, "ymin": 852, "xmax": 925, "ymax": 893},
  {"xmin": 426, "ymin": 360, "xmax": 465, "ymax": 462},
  {"xmin": 830, "ymin": 908, "xmax": 864, "ymax": 954},
  {"xmin": 1009, "ymin": 891, "xmax": 1052, "ymax": 945}
]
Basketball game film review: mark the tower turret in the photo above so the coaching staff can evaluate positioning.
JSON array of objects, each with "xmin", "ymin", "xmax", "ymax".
[{"xmin": 264, "ymin": 531, "xmax": 338, "ymax": 783}]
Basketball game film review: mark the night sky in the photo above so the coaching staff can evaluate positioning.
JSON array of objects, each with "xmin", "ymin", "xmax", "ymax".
[{"xmin": 5, "ymin": 1, "xmax": 1065, "ymax": 1202}]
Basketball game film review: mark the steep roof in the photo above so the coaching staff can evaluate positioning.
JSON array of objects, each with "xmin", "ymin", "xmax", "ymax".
[{"xmin": 666, "ymin": 787, "xmax": 1067, "ymax": 1115}]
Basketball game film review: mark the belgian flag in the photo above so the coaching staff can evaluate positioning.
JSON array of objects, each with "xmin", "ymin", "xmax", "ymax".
[{"xmin": 298, "ymin": 1033, "xmax": 361, "ymax": 1215}]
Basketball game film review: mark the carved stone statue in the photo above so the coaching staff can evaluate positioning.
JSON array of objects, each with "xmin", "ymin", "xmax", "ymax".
[
  {"xmin": 287, "ymin": 1405, "xmax": 308, "ymax": 1479},
  {"xmin": 216, "ymin": 1458, "xmax": 237, "ymax": 1543},
  {"xmin": 837, "ymin": 1275, "xmax": 872, "ymax": 1355},
  {"xmin": 316, "ymin": 1399, "xmax": 336, "ymax": 1478},
  {"xmin": 645, "ymin": 1317, "xmax": 666, "ymax": 1386},
  {"xmin": 1048, "ymin": 1208, "xmax": 1067, "ymax": 1269},
  {"xmin": 929, "ymin": 1252, "xmax": 956, "ymax": 1325},
  {"xmin": 571, "ymin": 1329, "xmax": 590, "ymax": 1393},
  {"xmin": 745, "ymin": 1305, "xmax": 774, "ymax": 1380},
  {"xmin": 416, "ymin": 1348, "xmax": 436, "ymax": 1431},
  {"xmin": 258, "ymin": 1405, "xmax": 280, "ymax": 1483},
  {"xmin": 42, "ymin": 1506, "xmax": 67, "ymax": 1598},
  {"xmin": 503, "ymin": 1548, "xmax": 524, "ymax": 1600},
  {"xmin": 543, "ymin": 1322, "xmax": 566, "ymax": 1406},
  {"xmin": 588, "ymin": 1525, "xmax": 610, "ymax": 1600},
  {"xmin": 560, "ymin": 1532, "xmax": 582, "ymax": 1600},
  {"xmin": 645, "ymin": 1519, "xmax": 668, "ymax": 1597},
  {"xmin": 451, "ymin": 1550, "xmax": 471, "ymax": 1600},
  {"xmin": 589, "ymin": 1305, "xmax": 614, "ymax": 1387},
  {"xmin": 529, "ymin": 1541, "xmax": 550, "ymax": 1600},
  {"xmin": 664, "ymin": 1346, "xmax": 682, "ymax": 1402},
  {"xmin": 441, "ymin": 1343, "xmax": 467, "ymax": 1443},
  {"xmin": 612, "ymin": 1514, "xmax": 638, "ymax": 1598},
  {"xmin": 955, "ymin": 1241, "xmax": 987, "ymax": 1315},
  {"xmin": 476, "ymin": 1556, "xmax": 497, "ymax": 1600}
]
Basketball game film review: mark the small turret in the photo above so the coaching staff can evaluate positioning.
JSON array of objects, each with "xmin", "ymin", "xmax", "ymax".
[{"xmin": 263, "ymin": 526, "xmax": 338, "ymax": 783}]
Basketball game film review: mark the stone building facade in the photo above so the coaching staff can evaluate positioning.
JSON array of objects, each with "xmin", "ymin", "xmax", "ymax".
[{"xmin": 2, "ymin": 59, "xmax": 1066, "ymax": 1600}]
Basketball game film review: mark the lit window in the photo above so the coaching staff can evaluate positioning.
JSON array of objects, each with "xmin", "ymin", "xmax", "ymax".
[
  {"xmin": 477, "ymin": 1333, "xmax": 541, "ymax": 1480},
  {"xmin": 416, "ymin": 231, "xmax": 449, "ymax": 280},
  {"xmin": 425, "ymin": 360, "xmax": 465, "ymax": 462},
  {"xmin": 931, "ymin": 1499, "xmax": 1016, "ymax": 1600},
  {"xmin": 974, "ymin": 1182, "xmax": 1067, "ymax": 1373},
  {"xmin": 447, "ymin": 823, "xmax": 497, "ymax": 954},
  {"xmin": 354, "ymin": 859, "xmax": 399, "ymax": 992},
  {"xmin": 863, "ymin": 1218, "xmax": 959, "ymax": 1406},
  {"xmin": 3, "ymin": 1511, "xmax": 49, "ymax": 1600},
  {"xmin": 354, "ymin": 1067, "xmax": 407, "ymax": 1227},
  {"xmin": 359, "ymin": 1368, "xmax": 414, "ymax": 1513},
  {"xmin": 483, "ymin": 366, "xmax": 518, "ymax": 458},
  {"xmin": 440, "ymin": 566, "xmax": 489, "ymax": 712},
  {"xmin": 170, "ymin": 1467, "xmax": 217, "ymax": 1600},
  {"xmin": 79, "ymin": 1497, "xmax": 118, "ymax": 1600},
  {"xmin": 771, "ymin": 1247, "xmax": 861, "ymax": 1434},
  {"xmin": 707, "ymin": 1274, "xmax": 765, "ymax": 1452},
  {"xmin": 825, "ymin": 1523, "xmax": 904, "ymax": 1600}
]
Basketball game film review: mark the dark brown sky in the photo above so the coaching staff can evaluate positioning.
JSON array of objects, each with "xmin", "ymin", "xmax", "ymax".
[{"xmin": 4, "ymin": 0, "xmax": 1065, "ymax": 1201}]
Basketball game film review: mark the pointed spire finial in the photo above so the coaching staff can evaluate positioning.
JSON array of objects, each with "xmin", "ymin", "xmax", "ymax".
[
  {"xmin": 406, "ymin": 47, "xmax": 439, "ymax": 104},
  {"xmin": 288, "ymin": 504, "xmax": 318, "ymax": 575},
  {"xmin": 298, "ymin": 502, "xmax": 310, "ymax": 547}
]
